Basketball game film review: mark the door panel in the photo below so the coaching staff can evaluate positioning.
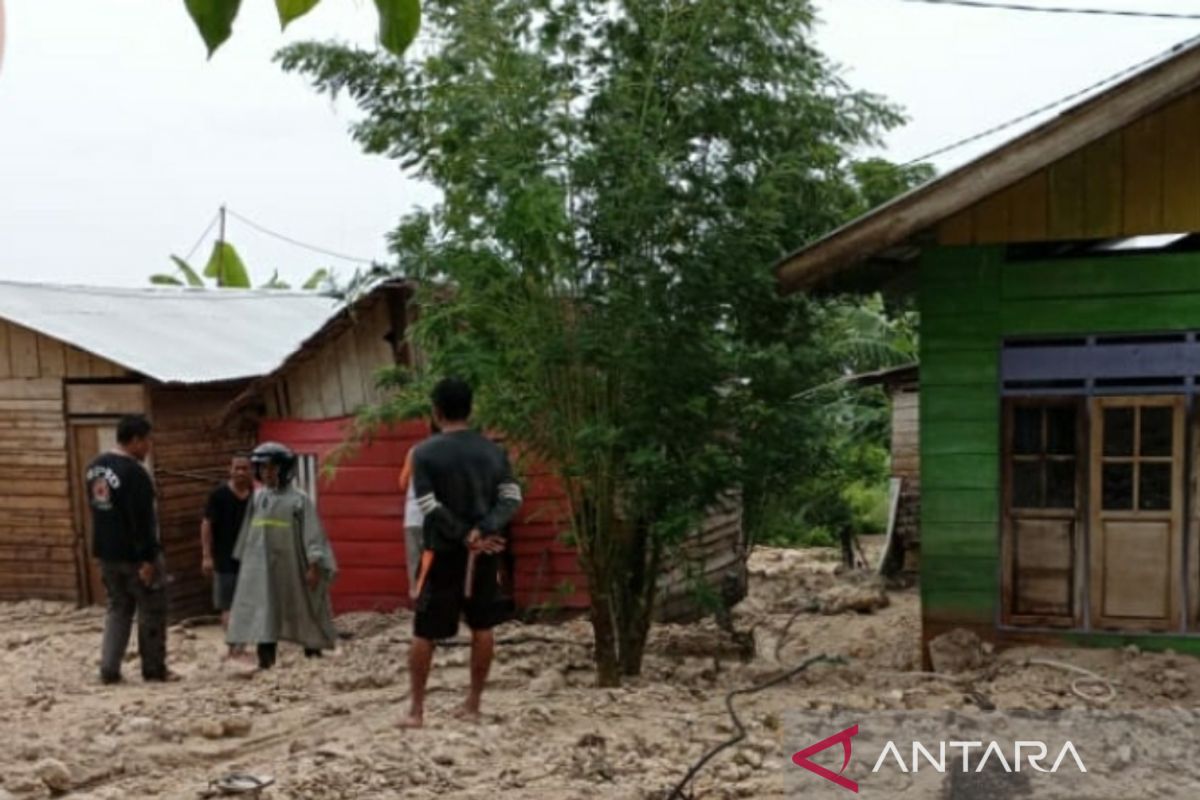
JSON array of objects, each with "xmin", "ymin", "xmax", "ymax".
[
  {"xmin": 1101, "ymin": 520, "xmax": 1171, "ymax": 619},
  {"xmin": 1001, "ymin": 398, "xmax": 1084, "ymax": 627},
  {"xmin": 1089, "ymin": 396, "xmax": 1184, "ymax": 632},
  {"xmin": 1013, "ymin": 518, "xmax": 1074, "ymax": 616},
  {"xmin": 70, "ymin": 423, "xmax": 119, "ymax": 605},
  {"xmin": 1191, "ymin": 407, "xmax": 1200, "ymax": 629}
]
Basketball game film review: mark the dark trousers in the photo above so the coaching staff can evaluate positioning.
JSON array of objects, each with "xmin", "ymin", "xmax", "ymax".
[
  {"xmin": 100, "ymin": 559, "xmax": 168, "ymax": 681},
  {"xmin": 256, "ymin": 643, "xmax": 322, "ymax": 669}
]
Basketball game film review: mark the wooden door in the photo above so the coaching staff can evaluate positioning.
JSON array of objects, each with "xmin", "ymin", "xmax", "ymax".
[
  {"xmin": 1001, "ymin": 399, "xmax": 1084, "ymax": 627},
  {"xmin": 1089, "ymin": 396, "xmax": 1185, "ymax": 632},
  {"xmin": 1191, "ymin": 406, "xmax": 1200, "ymax": 629},
  {"xmin": 70, "ymin": 423, "xmax": 119, "ymax": 605}
]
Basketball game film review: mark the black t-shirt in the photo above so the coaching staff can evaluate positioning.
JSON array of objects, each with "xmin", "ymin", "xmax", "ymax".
[
  {"xmin": 205, "ymin": 484, "xmax": 250, "ymax": 574},
  {"xmin": 86, "ymin": 451, "xmax": 160, "ymax": 564},
  {"xmin": 412, "ymin": 430, "xmax": 523, "ymax": 553}
]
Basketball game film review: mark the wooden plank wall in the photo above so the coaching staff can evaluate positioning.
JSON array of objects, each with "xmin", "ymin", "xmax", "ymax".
[
  {"xmin": 256, "ymin": 418, "xmax": 587, "ymax": 614},
  {"xmin": 938, "ymin": 89, "xmax": 1200, "ymax": 245},
  {"xmin": 253, "ymin": 411, "xmax": 748, "ymax": 621},
  {"xmin": 272, "ymin": 296, "xmax": 396, "ymax": 421},
  {"xmin": 918, "ymin": 247, "xmax": 1002, "ymax": 642},
  {"xmin": 0, "ymin": 377, "xmax": 75, "ymax": 602},
  {"xmin": 149, "ymin": 385, "xmax": 255, "ymax": 619},
  {"xmin": 0, "ymin": 319, "xmax": 130, "ymax": 382},
  {"xmin": 891, "ymin": 389, "xmax": 922, "ymax": 559},
  {"xmin": 891, "ymin": 391, "xmax": 920, "ymax": 481},
  {"xmin": 654, "ymin": 493, "xmax": 746, "ymax": 623},
  {"xmin": 0, "ymin": 321, "xmax": 134, "ymax": 604}
]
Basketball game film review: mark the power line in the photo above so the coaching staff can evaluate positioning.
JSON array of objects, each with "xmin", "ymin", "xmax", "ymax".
[
  {"xmin": 901, "ymin": 0, "xmax": 1200, "ymax": 20},
  {"xmin": 224, "ymin": 208, "xmax": 378, "ymax": 265},
  {"xmin": 182, "ymin": 211, "xmax": 221, "ymax": 263},
  {"xmin": 901, "ymin": 35, "xmax": 1200, "ymax": 165}
]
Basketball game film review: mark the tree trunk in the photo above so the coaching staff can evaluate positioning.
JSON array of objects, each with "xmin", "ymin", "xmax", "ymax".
[
  {"xmin": 839, "ymin": 524, "xmax": 855, "ymax": 569},
  {"xmin": 590, "ymin": 588, "xmax": 621, "ymax": 687},
  {"xmin": 618, "ymin": 523, "xmax": 660, "ymax": 677},
  {"xmin": 618, "ymin": 609, "xmax": 652, "ymax": 677},
  {"xmin": 574, "ymin": 491, "xmax": 623, "ymax": 687}
]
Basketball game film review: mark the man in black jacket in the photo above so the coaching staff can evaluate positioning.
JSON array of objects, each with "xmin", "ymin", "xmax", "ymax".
[
  {"xmin": 401, "ymin": 379, "xmax": 522, "ymax": 728},
  {"xmin": 87, "ymin": 414, "xmax": 170, "ymax": 684}
]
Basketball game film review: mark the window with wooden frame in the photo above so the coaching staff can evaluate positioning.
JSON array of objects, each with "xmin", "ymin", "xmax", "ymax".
[
  {"xmin": 1001, "ymin": 398, "xmax": 1085, "ymax": 628},
  {"xmin": 294, "ymin": 453, "xmax": 320, "ymax": 503}
]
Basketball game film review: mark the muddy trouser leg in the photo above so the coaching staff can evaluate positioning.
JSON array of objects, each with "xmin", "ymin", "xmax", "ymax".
[
  {"xmin": 136, "ymin": 565, "xmax": 169, "ymax": 680},
  {"xmin": 257, "ymin": 643, "xmax": 277, "ymax": 669},
  {"xmin": 99, "ymin": 562, "xmax": 136, "ymax": 682}
]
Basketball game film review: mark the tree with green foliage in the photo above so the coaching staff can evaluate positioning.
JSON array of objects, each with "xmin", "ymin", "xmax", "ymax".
[
  {"xmin": 281, "ymin": 0, "xmax": 924, "ymax": 685},
  {"xmin": 848, "ymin": 157, "xmax": 935, "ymax": 218},
  {"xmin": 754, "ymin": 294, "xmax": 917, "ymax": 549}
]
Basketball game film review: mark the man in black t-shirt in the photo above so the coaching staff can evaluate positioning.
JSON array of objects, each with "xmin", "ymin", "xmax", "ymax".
[
  {"xmin": 87, "ymin": 414, "xmax": 170, "ymax": 684},
  {"xmin": 400, "ymin": 378, "xmax": 522, "ymax": 729},
  {"xmin": 201, "ymin": 454, "xmax": 253, "ymax": 651}
]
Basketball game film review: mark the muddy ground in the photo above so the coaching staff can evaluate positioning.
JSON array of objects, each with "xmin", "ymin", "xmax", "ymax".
[{"xmin": 1, "ymin": 542, "xmax": 1197, "ymax": 799}]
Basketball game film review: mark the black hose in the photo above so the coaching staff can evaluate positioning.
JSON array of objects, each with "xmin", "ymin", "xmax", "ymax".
[{"xmin": 667, "ymin": 653, "xmax": 844, "ymax": 800}]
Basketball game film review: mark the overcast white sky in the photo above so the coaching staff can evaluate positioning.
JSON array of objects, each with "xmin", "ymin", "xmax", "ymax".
[{"xmin": 0, "ymin": 0, "xmax": 1197, "ymax": 288}]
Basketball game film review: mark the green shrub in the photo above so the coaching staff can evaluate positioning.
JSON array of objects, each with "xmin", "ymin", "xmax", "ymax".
[
  {"xmin": 755, "ymin": 506, "xmax": 838, "ymax": 548},
  {"xmin": 843, "ymin": 481, "xmax": 889, "ymax": 534}
]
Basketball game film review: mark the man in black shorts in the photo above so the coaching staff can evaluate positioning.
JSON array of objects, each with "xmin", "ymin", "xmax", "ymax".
[
  {"xmin": 401, "ymin": 378, "xmax": 522, "ymax": 728},
  {"xmin": 201, "ymin": 454, "xmax": 253, "ymax": 657}
]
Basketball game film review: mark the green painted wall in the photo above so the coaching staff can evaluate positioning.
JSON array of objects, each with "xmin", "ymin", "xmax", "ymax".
[
  {"xmin": 919, "ymin": 246, "xmax": 1200, "ymax": 645},
  {"xmin": 919, "ymin": 246, "xmax": 1003, "ymax": 625}
]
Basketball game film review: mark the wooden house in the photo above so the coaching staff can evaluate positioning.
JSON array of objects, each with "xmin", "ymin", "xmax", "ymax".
[
  {"xmin": 0, "ymin": 282, "xmax": 337, "ymax": 617},
  {"xmin": 851, "ymin": 363, "xmax": 920, "ymax": 570},
  {"xmin": 776, "ymin": 39, "xmax": 1200, "ymax": 658},
  {"xmin": 229, "ymin": 280, "xmax": 747, "ymax": 621}
]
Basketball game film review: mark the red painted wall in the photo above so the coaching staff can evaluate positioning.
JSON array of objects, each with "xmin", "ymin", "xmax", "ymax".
[{"xmin": 258, "ymin": 418, "xmax": 589, "ymax": 615}]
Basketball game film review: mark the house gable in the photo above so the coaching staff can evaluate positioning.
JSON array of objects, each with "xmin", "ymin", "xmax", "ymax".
[{"xmin": 938, "ymin": 89, "xmax": 1200, "ymax": 246}]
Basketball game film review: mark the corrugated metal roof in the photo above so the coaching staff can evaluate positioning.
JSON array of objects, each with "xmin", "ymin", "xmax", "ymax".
[{"xmin": 0, "ymin": 281, "xmax": 342, "ymax": 384}]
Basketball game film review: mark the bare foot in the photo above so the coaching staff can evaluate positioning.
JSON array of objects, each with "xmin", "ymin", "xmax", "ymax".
[
  {"xmin": 453, "ymin": 705, "xmax": 482, "ymax": 725},
  {"xmin": 396, "ymin": 714, "xmax": 424, "ymax": 734}
]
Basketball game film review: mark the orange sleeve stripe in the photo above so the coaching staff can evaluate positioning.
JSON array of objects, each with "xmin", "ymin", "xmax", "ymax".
[{"xmin": 398, "ymin": 448, "xmax": 414, "ymax": 493}]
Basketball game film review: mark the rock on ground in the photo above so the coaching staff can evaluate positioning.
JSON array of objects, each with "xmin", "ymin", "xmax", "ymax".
[
  {"xmin": 928, "ymin": 628, "xmax": 987, "ymax": 674},
  {"xmin": 35, "ymin": 758, "xmax": 72, "ymax": 793},
  {"xmin": 818, "ymin": 577, "xmax": 890, "ymax": 615}
]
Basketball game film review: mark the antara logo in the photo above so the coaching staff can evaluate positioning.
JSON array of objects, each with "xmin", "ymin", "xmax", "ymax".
[
  {"xmin": 792, "ymin": 724, "xmax": 861, "ymax": 793},
  {"xmin": 792, "ymin": 725, "xmax": 1088, "ymax": 793}
]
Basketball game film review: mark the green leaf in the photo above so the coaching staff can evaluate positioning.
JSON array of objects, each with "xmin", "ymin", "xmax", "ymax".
[
  {"xmin": 204, "ymin": 241, "xmax": 252, "ymax": 288},
  {"xmin": 374, "ymin": 0, "xmax": 420, "ymax": 57},
  {"xmin": 302, "ymin": 268, "xmax": 330, "ymax": 290},
  {"xmin": 169, "ymin": 255, "xmax": 205, "ymax": 287},
  {"xmin": 184, "ymin": 0, "xmax": 243, "ymax": 58},
  {"xmin": 150, "ymin": 274, "xmax": 184, "ymax": 286},
  {"xmin": 276, "ymin": 0, "xmax": 321, "ymax": 30}
]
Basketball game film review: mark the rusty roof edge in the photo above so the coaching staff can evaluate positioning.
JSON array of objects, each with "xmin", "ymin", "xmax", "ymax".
[
  {"xmin": 219, "ymin": 279, "xmax": 414, "ymax": 425},
  {"xmin": 775, "ymin": 37, "xmax": 1200, "ymax": 295}
]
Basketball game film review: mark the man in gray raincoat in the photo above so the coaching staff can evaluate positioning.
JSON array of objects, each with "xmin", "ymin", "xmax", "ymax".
[{"xmin": 226, "ymin": 442, "xmax": 338, "ymax": 669}]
